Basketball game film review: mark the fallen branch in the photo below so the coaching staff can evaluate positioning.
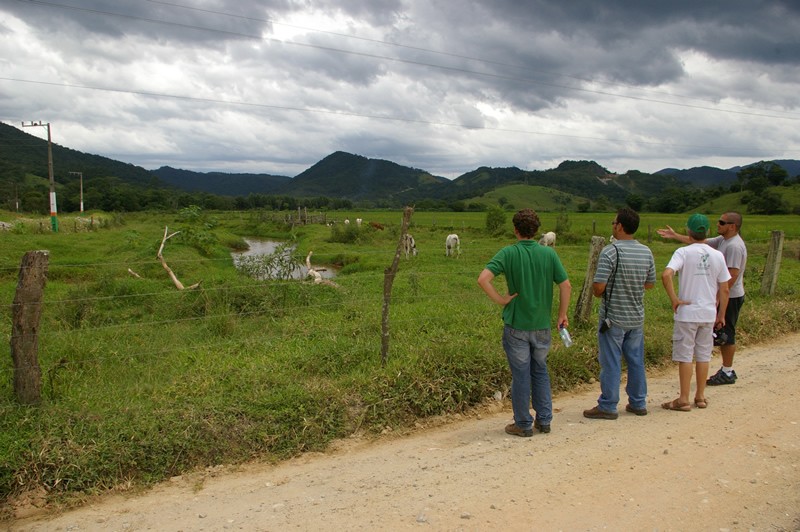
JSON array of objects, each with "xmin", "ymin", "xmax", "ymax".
[
  {"xmin": 127, "ymin": 268, "xmax": 142, "ymax": 279},
  {"xmin": 157, "ymin": 226, "xmax": 201, "ymax": 290},
  {"xmin": 306, "ymin": 251, "xmax": 339, "ymax": 288}
]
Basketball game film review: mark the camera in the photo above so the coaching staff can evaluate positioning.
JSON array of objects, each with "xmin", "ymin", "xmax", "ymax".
[
  {"xmin": 599, "ymin": 318, "xmax": 612, "ymax": 333},
  {"xmin": 713, "ymin": 328, "xmax": 728, "ymax": 346}
]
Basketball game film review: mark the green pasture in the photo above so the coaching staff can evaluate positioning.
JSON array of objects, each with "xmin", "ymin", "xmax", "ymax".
[{"xmin": 1, "ymin": 208, "xmax": 799, "ymax": 511}]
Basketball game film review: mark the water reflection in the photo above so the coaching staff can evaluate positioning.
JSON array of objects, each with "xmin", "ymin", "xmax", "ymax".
[{"xmin": 231, "ymin": 239, "xmax": 337, "ymax": 280}]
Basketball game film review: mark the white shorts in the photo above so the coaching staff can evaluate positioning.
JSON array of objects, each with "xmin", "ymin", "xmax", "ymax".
[{"xmin": 671, "ymin": 321, "xmax": 714, "ymax": 363}]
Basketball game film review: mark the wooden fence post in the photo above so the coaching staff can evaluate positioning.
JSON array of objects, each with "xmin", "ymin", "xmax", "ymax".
[
  {"xmin": 381, "ymin": 206, "xmax": 414, "ymax": 366},
  {"xmin": 574, "ymin": 236, "xmax": 606, "ymax": 324},
  {"xmin": 760, "ymin": 230, "xmax": 784, "ymax": 296},
  {"xmin": 10, "ymin": 250, "xmax": 49, "ymax": 405}
]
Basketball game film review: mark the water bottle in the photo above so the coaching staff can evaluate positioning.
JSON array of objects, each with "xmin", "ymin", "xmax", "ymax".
[{"xmin": 559, "ymin": 326, "xmax": 573, "ymax": 347}]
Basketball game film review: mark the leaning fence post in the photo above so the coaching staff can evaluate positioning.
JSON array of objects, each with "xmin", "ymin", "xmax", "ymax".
[
  {"xmin": 381, "ymin": 206, "xmax": 414, "ymax": 366},
  {"xmin": 760, "ymin": 230, "xmax": 784, "ymax": 296},
  {"xmin": 10, "ymin": 250, "xmax": 49, "ymax": 405},
  {"xmin": 574, "ymin": 236, "xmax": 606, "ymax": 324}
]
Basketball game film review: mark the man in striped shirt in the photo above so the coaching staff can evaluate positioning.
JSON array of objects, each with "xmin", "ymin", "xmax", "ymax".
[{"xmin": 584, "ymin": 208, "xmax": 656, "ymax": 420}]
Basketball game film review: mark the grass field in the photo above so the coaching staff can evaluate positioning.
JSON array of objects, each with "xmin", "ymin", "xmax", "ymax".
[{"xmin": 1, "ymin": 207, "xmax": 799, "ymax": 510}]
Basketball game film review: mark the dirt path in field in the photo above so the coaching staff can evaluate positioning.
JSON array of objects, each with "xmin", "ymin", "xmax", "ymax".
[{"xmin": 8, "ymin": 334, "xmax": 800, "ymax": 531}]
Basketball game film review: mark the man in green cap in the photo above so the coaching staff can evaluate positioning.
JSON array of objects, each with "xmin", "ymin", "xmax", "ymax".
[
  {"xmin": 661, "ymin": 214, "xmax": 730, "ymax": 411},
  {"xmin": 658, "ymin": 211, "xmax": 747, "ymax": 385}
]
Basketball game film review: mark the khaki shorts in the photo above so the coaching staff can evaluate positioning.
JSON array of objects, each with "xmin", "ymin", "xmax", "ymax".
[{"xmin": 672, "ymin": 321, "xmax": 714, "ymax": 363}]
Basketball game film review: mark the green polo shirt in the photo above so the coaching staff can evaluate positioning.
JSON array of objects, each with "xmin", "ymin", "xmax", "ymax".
[{"xmin": 485, "ymin": 239, "xmax": 569, "ymax": 330}]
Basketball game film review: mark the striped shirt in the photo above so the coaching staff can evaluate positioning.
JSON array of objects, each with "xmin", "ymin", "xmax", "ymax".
[{"xmin": 593, "ymin": 239, "xmax": 656, "ymax": 329}]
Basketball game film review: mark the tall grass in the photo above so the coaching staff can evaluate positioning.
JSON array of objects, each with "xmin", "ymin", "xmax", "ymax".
[{"xmin": 1, "ymin": 209, "xmax": 799, "ymax": 513}]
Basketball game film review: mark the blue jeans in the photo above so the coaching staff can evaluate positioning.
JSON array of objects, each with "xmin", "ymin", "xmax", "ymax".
[
  {"xmin": 597, "ymin": 321, "xmax": 646, "ymax": 412},
  {"xmin": 502, "ymin": 326, "xmax": 553, "ymax": 429}
]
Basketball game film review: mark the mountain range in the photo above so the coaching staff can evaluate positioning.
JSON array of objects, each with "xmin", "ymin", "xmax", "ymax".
[{"xmin": 2, "ymin": 122, "xmax": 798, "ymax": 206}]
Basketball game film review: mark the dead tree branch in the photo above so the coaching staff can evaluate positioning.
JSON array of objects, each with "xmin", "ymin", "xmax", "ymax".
[
  {"xmin": 305, "ymin": 251, "xmax": 339, "ymax": 288},
  {"xmin": 157, "ymin": 226, "xmax": 201, "ymax": 290}
]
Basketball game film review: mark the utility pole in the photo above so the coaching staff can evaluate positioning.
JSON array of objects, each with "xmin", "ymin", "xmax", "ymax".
[
  {"xmin": 69, "ymin": 171, "xmax": 84, "ymax": 212},
  {"xmin": 21, "ymin": 121, "xmax": 58, "ymax": 232}
]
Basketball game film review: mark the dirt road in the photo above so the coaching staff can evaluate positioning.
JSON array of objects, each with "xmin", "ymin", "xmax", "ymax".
[{"xmin": 9, "ymin": 334, "xmax": 800, "ymax": 531}]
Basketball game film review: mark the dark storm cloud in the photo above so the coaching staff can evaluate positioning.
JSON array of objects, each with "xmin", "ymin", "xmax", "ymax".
[
  {"xmin": 2, "ymin": 0, "xmax": 284, "ymax": 43},
  {"xmin": 400, "ymin": 1, "xmax": 800, "ymax": 89}
]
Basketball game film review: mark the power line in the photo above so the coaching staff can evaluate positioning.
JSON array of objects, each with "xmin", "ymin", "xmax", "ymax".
[
  {"xmin": 2, "ymin": 76, "xmax": 791, "ymax": 155},
  {"xmin": 16, "ymin": 0, "xmax": 800, "ymax": 122},
  {"xmin": 143, "ymin": 0, "xmax": 800, "ymax": 119}
]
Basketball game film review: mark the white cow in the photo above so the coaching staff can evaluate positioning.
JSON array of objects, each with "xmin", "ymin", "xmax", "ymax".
[
  {"xmin": 445, "ymin": 234, "xmax": 460, "ymax": 257},
  {"xmin": 344, "ymin": 218, "xmax": 350, "ymax": 225},
  {"xmin": 539, "ymin": 231, "xmax": 556, "ymax": 247},
  {"xmin": 356, "ymin": 218, "xmax": 362, "ymax": 227},
  {"xmin": 402, "ymin": 233, "xmax": 417, "ymax": 258}
]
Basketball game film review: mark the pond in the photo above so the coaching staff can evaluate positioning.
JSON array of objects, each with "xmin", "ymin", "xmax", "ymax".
[{"xmin": 231, "ymin": 239, "xmax": 337, "ymax": 281}]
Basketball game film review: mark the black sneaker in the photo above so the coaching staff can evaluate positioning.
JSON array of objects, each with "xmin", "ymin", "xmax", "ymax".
[
  {"xmin": 505, "ymin": 423, "xmax": 533, "ymax": 437},
  {"xmin": 583, "ymin": 406, "xmax": 619, "ymax": 420},
  {"xmin": 534, "ymin": 420, "xmax": 551, "ymax": 434},
  {"xmin": 707, "ymin": 368, "xmax": 737, "ymax": 386}
]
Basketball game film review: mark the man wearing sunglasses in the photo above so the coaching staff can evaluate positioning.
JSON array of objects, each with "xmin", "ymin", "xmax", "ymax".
[{"xmin": 657, "ymin": 212, "xmax": 747, "ymax": 385}]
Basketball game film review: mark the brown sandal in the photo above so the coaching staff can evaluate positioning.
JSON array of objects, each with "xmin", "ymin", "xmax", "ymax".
[
  {"xmin": 694, "ymin": 397, "xmax": 708, "ymax": 409},
  {"xmin": 661, "ymin": 399, "xmax": 691, "ymax": 412}
]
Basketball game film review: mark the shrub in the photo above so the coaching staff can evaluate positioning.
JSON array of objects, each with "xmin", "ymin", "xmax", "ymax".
[{"xmin": 485, "ymin": 205, "xmax": 506, "ymax": 235}]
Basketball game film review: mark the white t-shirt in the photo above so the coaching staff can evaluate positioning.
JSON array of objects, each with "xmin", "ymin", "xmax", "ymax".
[{"xmin": 666, "ymin": 243, "xmax": 731, "ymax": 323}]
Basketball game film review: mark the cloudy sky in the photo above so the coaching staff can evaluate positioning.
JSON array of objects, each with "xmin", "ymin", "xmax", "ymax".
[{"xmin": 1, "ymin": 1, "xmax": 799, "ymax": 179}]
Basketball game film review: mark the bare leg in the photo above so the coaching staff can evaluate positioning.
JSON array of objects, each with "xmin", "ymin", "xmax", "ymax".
[
  {"xmin": 678, "ymin": 362, "xmax": 693, "ymax": 405},
  {"xmin": 695, "ymin": 362, "xmax": 709, "ymax": 401},
  {"xmin": 721, "ymin": 344, "xmax": 735, "ymax": 368}
]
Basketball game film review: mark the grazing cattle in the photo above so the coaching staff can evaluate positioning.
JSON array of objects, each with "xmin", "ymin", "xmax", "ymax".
[
  {"xmin": 369, "ymin": 221, "xmax": 385, "ymax": 231},
  {"xmin": 402, "ymin": 234, "xmax": 417, "ymax": 258},
  {"xmin": 344, "ymin": 219, "xmax": 350, "ymax": 225},
  {"xmin": 539, "ymin": 231, "xmax": 556, "ymax": 247},
  {"xmin": 445, "ymin": 234, "xmax": 460, "ymax": 257},
  {"xmin": 356, "ymin": 218, "xmax": 362, "ymax": 227}
]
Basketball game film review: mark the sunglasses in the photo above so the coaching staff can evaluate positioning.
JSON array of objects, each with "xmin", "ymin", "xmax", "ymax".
[{"xmin": 717, "ymin": 220, "xmax": 733, "ymax": 226}]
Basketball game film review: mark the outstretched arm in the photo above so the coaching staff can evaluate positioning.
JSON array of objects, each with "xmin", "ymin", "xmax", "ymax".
[{"xmin": 656, "ymin": 225, "xmax": 691, "ymax": 244}]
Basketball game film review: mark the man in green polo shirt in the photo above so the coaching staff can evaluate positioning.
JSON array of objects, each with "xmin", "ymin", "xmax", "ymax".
[{"xmin": 478, "ymin": 208, "xmax": 571, "ymax": 437}]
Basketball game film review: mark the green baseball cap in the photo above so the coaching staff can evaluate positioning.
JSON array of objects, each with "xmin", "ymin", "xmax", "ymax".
[{"xmin": 687, "ymin": 213, "xmax": 709, "ymax": 233}]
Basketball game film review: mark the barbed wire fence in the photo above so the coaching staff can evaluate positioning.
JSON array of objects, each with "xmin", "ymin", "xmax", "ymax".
[{"xmin": 3, "ymin": 228, "xmax": 789, "ymax": 408}]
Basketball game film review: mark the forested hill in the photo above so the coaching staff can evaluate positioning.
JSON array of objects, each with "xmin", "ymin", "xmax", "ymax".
[
  {"xmin": 277, "ymin": 151, "xmax": 453, "ymax": 202},
  {"xmin": 2, "ymin": 121, "xmax": 799, "ymax": 211},
  {"xmin": 0, "ymin": 122, "xmax": 155, "ymax": 186},
  {"xmin": 152, "ymin": 166, "xmax": 291, "ymax": 196}
]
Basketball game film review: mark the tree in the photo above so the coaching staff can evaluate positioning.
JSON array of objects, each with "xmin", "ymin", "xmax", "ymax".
[
  {"xmin": 747, "ymin": 190, "xmax": 789, "ymax": 214},
  {"xmin": 625, "ymin": 193, "xmax": 644, "ymax": 211},
  {"xmin": 485, "ymin": 205, "xmax": 506, "ymax": 235},
  {"xmin": 737, "ymin": 161, "xmax": 788, "ymax": 193}
]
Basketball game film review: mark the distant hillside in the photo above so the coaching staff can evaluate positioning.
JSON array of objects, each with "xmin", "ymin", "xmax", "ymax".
[
  {"xmin": 528, "ymin": 160, "xmax": 624, "ymax": 201},
  {"xmin": 467, "ymin": 184, "xmax": 588, "ymax": 211},
  {"xmin": 152, "ymin": 166, "xmax": 291, "ymax": 196},
  {"xmin": 278, "ymin": 151, "xmax": 453, "ymax": 202},
  {"xmin": 656, "ymin": 160, "xmax": 800, "ymax": 187},
  {"xmin": 655, "ymin": 166, "xmax": 737, "ymax": 187},
  {"xmin": 448, "ymin": 166, "xmax": 529, "ymax": 199},
  {"xmin": 0, "ymin": 122, "xmax": 156, "ymax": 187},
  {"xmin": 728, "ymin": 160, "xmax": 800, "ymax": 178},
  {"xmin": 692, "ymin": 184, "xmax": 800, "ymax": 215},
  {"xmin": 3, "ymin": 120, "xmax": 799, "ymax": 212}
]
